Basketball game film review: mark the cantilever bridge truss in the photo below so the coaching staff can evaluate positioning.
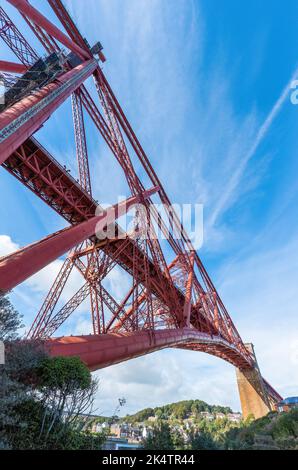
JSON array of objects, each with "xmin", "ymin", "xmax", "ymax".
[{"xmin": 0, "ymin": 0, "xmax": 281, "ymax": 407}]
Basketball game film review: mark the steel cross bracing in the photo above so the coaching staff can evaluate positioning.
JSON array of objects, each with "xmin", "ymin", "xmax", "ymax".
[
  {"xmin": 0, "ymin": 6, "xmax": 38, "ymax": 66},
  {"xmin": 0, "ymin": 0, "xmax": 282, "ymax": 405},
  {"xmin": 0, "ymin": 2, "xmax": 256, "ymax": 360}
]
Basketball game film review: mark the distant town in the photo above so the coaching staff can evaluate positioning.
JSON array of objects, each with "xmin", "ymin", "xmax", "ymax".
[
  {"xmin": 79, "ymin": 400, "xmax": 240, "ymax": 449},
  {"xmin": 96, "ymin": 411, "xmax": 242, "ymax": 450},
  {"xmin": 74, "ymin": 396, "xmax": 298, "ymax": 450}
]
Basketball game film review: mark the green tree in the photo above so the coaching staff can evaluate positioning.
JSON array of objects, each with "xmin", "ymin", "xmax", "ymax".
[
  {"xmin": 224, "ymin": 409, "xmax": 298, "ymax": 450},
  {"xmin": 36, "ymin": 356, "xmax": 98, "ymax": 440},
  {"xmin": 2, "ymin": 355, "xmax": 104, "ymax": 450},
  {"xmin": 0, "ymin": 294, "xmax": 105, "ymax": 450},
  {"xmin": 143, "ymin": 421, "xmax": 175, "ymax": 450},
  {"xmin": 8, "ymin": 397, "xmax": 105, "ymax": 450},
  {"xmin": 189, "ymin": 430, "xmax": 218, "ymax": 450},
  {"xmin": 37, "ymin": 356, "xmax": 91, "ymax": 391},
  {"xmin": 127, "ymin": 407, "xmax": 154, "ymax": 423},
  {"xmin": 0, "ymin": 291, "xmax": 23, "ymax": 341},
  {"xmin": 0, "ymin": 293, "xmax": 46, "ymax": 448}
]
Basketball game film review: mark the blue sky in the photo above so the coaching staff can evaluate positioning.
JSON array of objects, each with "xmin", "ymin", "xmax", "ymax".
[{"xmin": 0, "ymin": 0, "xmax": 298, "ymax": 414}]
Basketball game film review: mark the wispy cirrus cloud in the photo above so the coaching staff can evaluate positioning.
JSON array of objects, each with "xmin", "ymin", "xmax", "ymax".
[{"xmin": 209, "ymin": 66, "xmax": 298, "ymax": 229}]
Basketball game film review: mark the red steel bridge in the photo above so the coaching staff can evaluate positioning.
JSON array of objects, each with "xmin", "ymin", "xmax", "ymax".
[{"xmin": 0, "ymin": 0, "xmax": 282, "ymax": 418}]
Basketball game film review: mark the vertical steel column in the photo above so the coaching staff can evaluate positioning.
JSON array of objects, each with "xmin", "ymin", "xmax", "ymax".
[{"xmin": 183, "ymin": 251, "xmax": 195, "ymax": 327}]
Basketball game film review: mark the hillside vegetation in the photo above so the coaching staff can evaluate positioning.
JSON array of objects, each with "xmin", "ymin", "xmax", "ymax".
[
  {"xmin": 122, "ymin": 399, "xmax": 233, "ymax": 423},
  {"xmin": 225, "ymin": 409, "xmax": 298, "ymax": 450},
  {"xmin": 142, "ymin": 409, "xmax": 298, "ymax": 450}
]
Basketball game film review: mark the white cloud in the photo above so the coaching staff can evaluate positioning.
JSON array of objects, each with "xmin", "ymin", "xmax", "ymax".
[
  {"xmin": 0, "ymin": 233, "xmax": 87, "ymax": 331},
  {"xmin": 93, "ymin": 348, "xmax": 240, "ymax": 415},
  {"xmin": 217, "ymin": 235, "xmax": 298, "ymax": 398},
  {"xmin": 25, "ymin": 258, "xmax": 84, "ymax": 302},
  {"xmin": 0, "ymin": 235, "xmax": 83, "ymax": 302},
  {"xmin": 72, "ymin": 316, "xmax": 93, "ymax": 336},
  {"xmin": 0, "ymin": 234, "xmax": 19, "ymax": 257},
  {"xmin": 209, "ymin": 66, "xmax": 298, "ymax": 228},
  {"xmin": 103, "ymin": 265, "xmax": 131, "ymax": 302}
]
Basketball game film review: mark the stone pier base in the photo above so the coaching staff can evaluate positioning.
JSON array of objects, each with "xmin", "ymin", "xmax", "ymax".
[{"xmin": 236, "ymin": 344, "xmax": 272, "ymax": 419}]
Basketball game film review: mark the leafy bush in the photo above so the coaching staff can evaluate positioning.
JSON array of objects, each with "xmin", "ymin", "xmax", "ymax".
[
  {"xmin": 0, "ymin": 293, "xmax": 104, "ymax": 450},
  {"xmin": 224, "ymin": 409, "xmax": 298, "ymax": 449}
]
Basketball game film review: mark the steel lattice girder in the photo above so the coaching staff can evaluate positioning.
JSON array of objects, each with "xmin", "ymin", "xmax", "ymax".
[
  {"xmin": 27, "ymin": 257, "xmax": 75, "ymax": 339},
  {"xmin": 2, "ymin": 139, "xmax": 190, "ymax": 321},
  {"xmin": 3, "ymin": 138, "xmax": 98, "ymax": 224},
  {"xmin": 0, "ymin": 4, "xmax": 246, "ymax": 360},
  {"xmin": 7, "ymin": 0, "xmax": 90, "ymax": 60},
  {"xmin": 0, "ymin": 188, "xmax": 158, "ymax": 291},
  {"xmin": 0, "ymin": 5, "xmax": 38, "ymax": 65},
  {"xmin": 0, "ymin": 2, "xmax": 230, "ymax": 340},
  {"xmin": 0, "ymin": 0, "xmax": 268, "ymax": 374},
  {"xmin": 0, "ymin": 1, "xmax": 246, "ymax": 351},
  {"xmin": 0, "ymin": 59, "xmax": 97, "ymax": 164},
  {"xmin": 0, "ymin": 0, "xmax": 284, "ymax": 406}
]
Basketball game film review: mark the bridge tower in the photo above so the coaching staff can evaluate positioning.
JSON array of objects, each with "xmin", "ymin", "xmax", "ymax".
[{"xmin": 236, "ymin": 344, "xmax": 276, "ymax": 419}]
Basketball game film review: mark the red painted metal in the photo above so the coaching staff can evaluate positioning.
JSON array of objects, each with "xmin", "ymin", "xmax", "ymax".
[
  {"xmin": 48, "ymin": 0, "xmax": 90, "ymax": 53},
  {"xmin": 20, "ymin": 12, "xmax": 60, "ymax": 55},
  {"xmin": 7, "ymin": 0, "xmax": 90, "ymax": 60},
  {"xmin": 71, "ymin": 91, "xmax": 92, "ymax": 196},
  {"xmin": 3, "ymin": 138, "xmax": 98, "ymax": 224},
  {"xmin": 0, "ymin": 60, "xmax": 97, "ymax": 165},
  {"xmin": 0, "ymin": 59, "xmax": 27, "ymax": 73},
  {"xmin": 3, "ymin": 142, "xmax": 185, "ymax": 325},
  {"xmin": 183, "ymin": 251, "xmax": 195, "ymax": 327},
  {"xmin": 0, "ymin": 188, "xmax": 158, "ymax": 291},
  {"xmin": 46, "ymin": 329, "xmax": 253, "ymax": 371},
  {"xmin": 46, "ymin": 325, "xmax": 279, "ymax": 414},
  {"xmin": 0, "ymin": 1, "xmax": 281, "ymax": 406},
  {"xmin": 0, "ymin": 6, "xmax": 38, "ymax": 66},
  {"xmin": 26, "ymin": 257, "xmax": 74, "ymax": 340}
]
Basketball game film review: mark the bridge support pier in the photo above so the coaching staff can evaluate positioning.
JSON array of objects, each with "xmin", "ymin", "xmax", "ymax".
[{"xmin": 236, "ymin": 344, "xmax": 272, "ymax": 419}]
